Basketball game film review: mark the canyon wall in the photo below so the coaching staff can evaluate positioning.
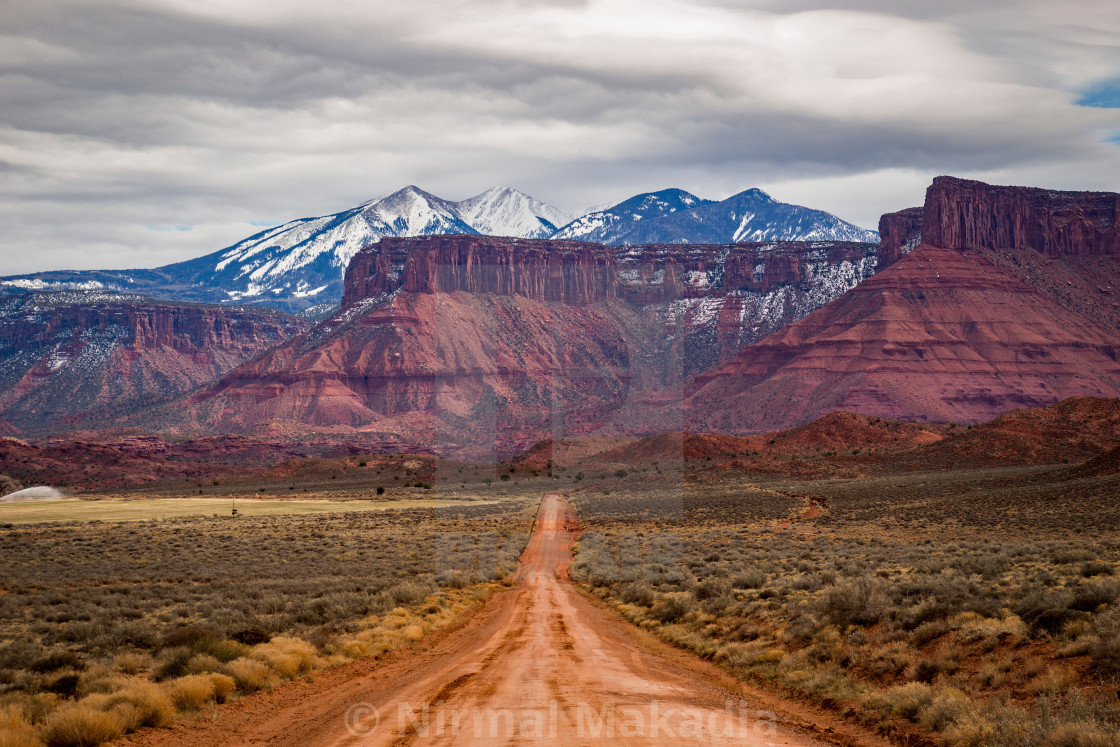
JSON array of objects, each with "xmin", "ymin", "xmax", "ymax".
[
  {"xmin": 343, "ymin": 235, "xmax": 879, "ymax": 310},
  {"xmin": 877, "ymin": 207, "xmax": 924, "ymax": 268},
  {"xmin": 922, "ymin": 176, "xmax": 1120, "ymax": 256},
  {"xmin": 179, "ymin": 236, "xmax": 880, "ymax": 457},
  {"xmin": 0, "ymin": 292, "xmax": 308, "ymax": 431}
]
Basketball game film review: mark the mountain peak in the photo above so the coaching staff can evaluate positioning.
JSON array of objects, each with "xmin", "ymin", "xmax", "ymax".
[
  {"xmin": 552, "ymin": 186, "xmax": 873, "ymax": 245},
  {"xmin": 479, "ymin": 186, "xmax": 522, "ymax": 198},
  {"xmin": 454, "ymin": 187, "xmax": 571, "ymax": 239},
  {"xmin": 731, "ymin": 188, "xmax": 774, "ymax": 203},
  {"xmin": 381, "ymin": 184, "xmax": 442, "ymax": 203}
]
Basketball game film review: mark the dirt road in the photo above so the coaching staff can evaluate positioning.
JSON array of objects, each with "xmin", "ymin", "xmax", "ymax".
[{"xmin": 121, "ymin": 494, "xmax": 840, "ymax": 746}]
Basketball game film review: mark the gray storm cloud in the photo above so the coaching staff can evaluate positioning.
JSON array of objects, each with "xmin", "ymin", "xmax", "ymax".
[{"xmin": 1, "ymin": 0, "xmax": 1119, "ymax": 273}]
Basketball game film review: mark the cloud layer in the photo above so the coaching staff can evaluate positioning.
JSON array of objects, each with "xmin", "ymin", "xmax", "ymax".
[{"xmin": 2, "ymin": 0, "xmax": 1119, "ymax": 273}]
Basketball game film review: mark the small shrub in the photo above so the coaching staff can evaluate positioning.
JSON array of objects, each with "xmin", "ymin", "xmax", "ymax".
[
  {"xmin": 221, "ymin": 658, "xmax": 272, "ymax": 693},
  {"xmin": 435, "ymin": 570, "xmax": 472, "ymax": 589},
  {"xmin": 818, "ymin": 578, "xmax": 886, "ymax": 628},
  {"xmin": 112, "ymin": 652, "xmax": 151, "ymax": 676},
  {"xmin": 1053, "ymin": 549, "xmax": 1096, "ymax": 565},
  {"xmin": 903, "ymin": 598, "xmax": 961, "ymax": 629},
  {"xmin": 1026, "ymin": 669, "xmax": 1076, "ymax": 696},
  {"xmin": 101, "ymin": 681, "xmax": 173, "ymax": 730},
  {"xmin": 1081, "ymin": 562, "xmax": 1113, "ymax": 578},
  {"xmin": 867, "ymin": 642, "xmax": 915, "ymax": 677},
  {"xmin": 253, "ymin": 637, "xmax": 315, "ymax": 679},
  {"xmin": 730, "ymin": 622, "xmax": 762, "ymax": 642},
  {"xmin": 886, "ymin": 682, "xmax": 934, "ymax": 721},
  {"xmin": 185, "ymin": 654, "xmax": 221, "ymax": 675},
  {"xmin": 153, "ymin": 648, "xmax": 193, "ymax": 681},
  {"xmin": 954, "ymin": 612, "xmax": 1027, "ymax": 644},
  {"xmin": 0, "ymin": 705, "xmax": 43, "ymax": 747},
  {"xmin": 918, "ymin": 687, "xmax": 974, "ymax": 732},
  {"xmin": 209, "ymin": 673, "xmax": 235, "ymax": 703},
  {"xmin": 1016, "ymin": 591, "xmax": 1078, "ymax": 635},
  {"xmin": 1070, "ymin": 581, "xmax": 1120, "ymax": 612},
  {"xmin": 231, "ymin": 627, "xmax": 270, "ymax": 646},
  {"xmin": 908, "ymin": 658, "xmax": 944, "ymax": 684},
  {"xmin": 1089, "ymin": 633, "xmax": 1120, "ymax": 679},
  {"xmin": 649, "ymin": 593, "xmax": 695, "ymax": 623},
  {"xmin": 31, "ymin": 652, "xmax": 85, "ymax": 674},
  {"xmin": 193, "ymin": 639, "xmax": 248, "ymax": 664},
  {"xmin": 911, "ymin": 620, "xmax": 951, "ymax": 647},
  {"xmin": 1041, "ymin": 723, "xmax": 1120, "ymax": 747},
  {"xmin": 45, "ymin": 674, "xmax": 80, "ymax": 697},
  {"xmin": 42, "ymin": 703, "xmax": 122, "ymax": 747},
  {"xmin": 166, "ymin": 674, "xmax": 215, "ymax": 710},
  {"xmin": 695, "ymin": 578, "xmax": 731, "ymax": 601},
  {"xmin": 390, "ymin": 582, "xmax": 432, "ymax": 606},
  {"xmin": 732, "ymin": 571, "xmax": 765, "ymax": 589}
]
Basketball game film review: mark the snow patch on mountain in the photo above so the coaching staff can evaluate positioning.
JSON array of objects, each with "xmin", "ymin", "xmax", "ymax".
[
  {"xmin": 553, "ymin": 188, "xmax": 711, "ymax": 243},
  {"xmin": 554, "ymin": 187, "xmax": 877, "ymax": 247},
  {"xmin": 455, "ymin": 187, "xmax": 571, "ymax": 239},
  {"xmin": 191, "ymin": 185, "xmax": 575, "ymax": 305}
]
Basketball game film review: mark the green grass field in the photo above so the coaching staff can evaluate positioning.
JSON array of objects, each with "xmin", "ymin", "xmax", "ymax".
[{"xmin": 0, "ymin": 497, "xmax": 494, "ymax": 524}]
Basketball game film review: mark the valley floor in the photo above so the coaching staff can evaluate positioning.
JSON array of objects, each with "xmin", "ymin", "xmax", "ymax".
[{"xmin": 2, "ymin": 454, "xmax": 1118, "ymax": 747}]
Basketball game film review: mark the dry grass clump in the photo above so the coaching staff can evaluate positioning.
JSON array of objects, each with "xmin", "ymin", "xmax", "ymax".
[
  {"xmin": 165, "ymin": 675, "xmax": 216, "ymax": 711},
  {"xmin": 110, "ymin": 652, "xmax": 150, "ymax": 676},
  {"xmin": 89, "ymin": 680, "xmax": 173, "ymax": 731},
  {"xmin": 220, "ymin": 658, "xmax": 272, "ymax": 693},
  {"xmin": 183, "ymin": 653, "xmax": 220, "ymax": 675},
  {"xmin": 252, "ymin": 637, "xmax": 317, "ymax": 680},
  {"xmin": 208, "ymin": 674, "xmax": 235, "ymax": 704},
  {"xmin": 161, "ymin": 672, "xmax": 233, "ymax": 710},
  {"xmin": 0, "ymin": 705, "xmax": 44, "ymax": 747},
  {"xmin": 41, "ymin": 703, "xmax": 121, "ymax": 747}
]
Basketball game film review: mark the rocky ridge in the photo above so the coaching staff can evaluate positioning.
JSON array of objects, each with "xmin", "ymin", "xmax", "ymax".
[{"xmin": 0, "ymin": 291, "xmax": 308, "ymax": 431}]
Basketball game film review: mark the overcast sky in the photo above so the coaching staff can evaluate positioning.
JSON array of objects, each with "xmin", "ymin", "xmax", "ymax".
[{"xmin": 2, "ymin": 0, "xmax": 1119, "ymax": 274}]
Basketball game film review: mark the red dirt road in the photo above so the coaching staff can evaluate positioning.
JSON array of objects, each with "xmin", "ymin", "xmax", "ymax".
[{"xmin": 119, "ymin": 494, "xmax": 848, "ymax": 746}]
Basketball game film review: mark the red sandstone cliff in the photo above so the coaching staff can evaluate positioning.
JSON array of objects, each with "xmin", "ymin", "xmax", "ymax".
[
  {"xmin": 922, "ymin": 176, "xmax": 1120, "ymax": 256},
  {"xmin": 877, "ymin": 207, "xmax": 923, "ymax": 269},
  {"xmin": 0, "ymin": 292, "xmax": 308, "ymax": 431},
  {"xmin": 342, "ymin": 235, "xmax": 877, "ymax": 308},
  {"xmin": 172, "ymin": 235, "xmax": 879, "ymax": 457}
]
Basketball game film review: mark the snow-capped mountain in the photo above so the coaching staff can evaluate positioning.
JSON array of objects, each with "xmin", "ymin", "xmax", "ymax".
[
  {"xmin": 1, "ymin": 184, "xmax": 877, "ymax": 313},
  {"xmin": 552, "ymin": 189, "xmax": 712, "ymax": 243},
  {"xmin": 1, "ymin": 186, "xmax": 566, "ymax": 312},
  {"xmin": 456, "ymin": 187, "xmax": 571, "ymax": 239},
  {"xmin": 194, "ymin": 185, "xmax": 575, "ymax": 305},
  {"xmin": 552, "ymin": 188, "xmax": 877, "ymax": 245},
  {"xmin": 182, "ymin": 185, "xmax": 481, "ymax": 304}
]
